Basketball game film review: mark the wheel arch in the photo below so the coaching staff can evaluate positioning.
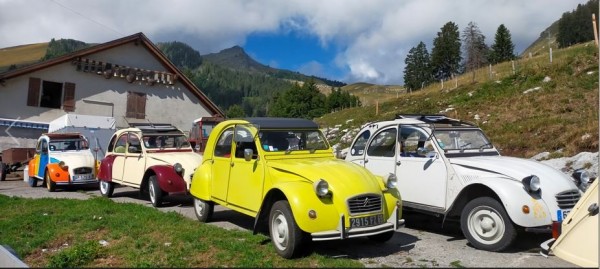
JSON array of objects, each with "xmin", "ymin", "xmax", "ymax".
[{"xmin": 253, "ymin": 188, "xmax": 287, "ymax": 235}]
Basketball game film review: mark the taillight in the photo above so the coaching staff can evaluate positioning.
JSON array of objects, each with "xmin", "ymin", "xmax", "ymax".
[{"xmin": 551, "ymin": 221, "xmax": 561, "ymax": 239}]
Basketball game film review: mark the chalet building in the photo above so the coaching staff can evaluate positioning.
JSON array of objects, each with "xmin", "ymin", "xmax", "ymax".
[{"xmin": 0, "ymin": 32, "xmax": 224, "ymax": 152}]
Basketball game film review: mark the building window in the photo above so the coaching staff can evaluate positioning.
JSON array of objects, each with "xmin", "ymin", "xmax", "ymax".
[
  {"xmin": 27, "ymin": 77, "xmax": 76, "ymax": 111},
  {"xmin": 40, "ymin": 81, "xmax": 63, "ymax": 109},
  {"xmin": 126, "ymin": 91, "xmax": 146, "ymax": 119}
]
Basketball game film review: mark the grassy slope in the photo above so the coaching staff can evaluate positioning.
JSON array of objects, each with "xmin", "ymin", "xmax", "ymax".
[
  {"xmin": 316, "ymin": 42, "xmax": 599, "ymax": 158},
  {"xmin": 0, "ymin": 43, "xmax": 47, "ymax": 70}
]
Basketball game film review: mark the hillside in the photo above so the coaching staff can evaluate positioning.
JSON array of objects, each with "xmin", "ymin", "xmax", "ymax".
[
  {"xmin": 315, "ymin": 41, "xmax": 599, "ymax": 159},
  {"xmin": 0, "ymin": 43, "xmax": 48, "ymax": 71}
]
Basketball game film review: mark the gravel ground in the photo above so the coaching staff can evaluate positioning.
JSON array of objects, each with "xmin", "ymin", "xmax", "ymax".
[{"xmin": 0, "ymin": 172, "xmax": 578, "ymax": 268}]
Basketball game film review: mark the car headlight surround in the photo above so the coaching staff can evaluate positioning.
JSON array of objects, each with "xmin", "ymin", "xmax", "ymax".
[
  {"xmin": 58, "ymin": 161, "xmax": 68, "ymax": 171},
  {"xmin": 173, "ymin": 163, "xmax": 184, "ymax": 173},
  {"xmin": 313, "ymin": 179, "xmax": 330, "ymax": 198},
  {"xmin": 522, "ymin": 175, "xmax": 541, "ymax": 193},
  {"xmin": 572, "ymin": 169, "xmax": 590, "ymax": 184},
  {"xmin": 385, "ymin": 173, "xmax": 397, "ymax": 189}
]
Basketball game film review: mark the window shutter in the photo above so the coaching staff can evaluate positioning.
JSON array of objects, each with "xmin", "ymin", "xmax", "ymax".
[
  {"xmin": 136, "ymin": 93, "xmax": 146, "ymax": 119},
  {"xmin": 63, "ymin": 82, "xmax": 76, "ymax": 112},
  {"xmin": 27, "ymin": 77, "xmax": 41, "ymax": 107},
  {"xmin": 126, "ymin": 92, "xmax": 136, "ymax": 118}
]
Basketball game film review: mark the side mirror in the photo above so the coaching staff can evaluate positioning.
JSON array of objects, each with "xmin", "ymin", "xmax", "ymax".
[{"xmin": 244, "ymin": 148, "xmax": 254, "ymax": 162}]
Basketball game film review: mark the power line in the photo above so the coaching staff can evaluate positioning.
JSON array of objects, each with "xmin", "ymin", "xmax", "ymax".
[{"xmin": 48, "ymin": 0, "xmax": 123, "ymax": 36}]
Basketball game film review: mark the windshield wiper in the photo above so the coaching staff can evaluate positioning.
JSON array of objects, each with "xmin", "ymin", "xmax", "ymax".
[{"xmin": 479, "ymin": 143, "xmax": 493, "ymax": 151}]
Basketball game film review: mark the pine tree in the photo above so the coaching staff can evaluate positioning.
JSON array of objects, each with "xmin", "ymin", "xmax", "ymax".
[
  {"xmin": 490, "ymin": 24, "xmax": 515, "ymax": 64},
  {"xmin": 430, "ymin": 22, "xmax": 462, "ymax": 81},
  {"xmin": 403, "ymin": 41, "xmax": 432, "ymax": 91}
]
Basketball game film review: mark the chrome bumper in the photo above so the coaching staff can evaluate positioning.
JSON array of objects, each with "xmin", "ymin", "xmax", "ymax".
[
  {"xmin": 539, "ymin": 238, "xmax": 556, "ymax": 257},
  {"xmin": 311, "ymin": 205, "xmax": 405, "ymax": 241}
]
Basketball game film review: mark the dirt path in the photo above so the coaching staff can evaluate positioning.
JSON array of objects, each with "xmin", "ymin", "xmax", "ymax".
[{"xmin": 0, "ymin": 173, "xmax": 578, "ymax": 268}]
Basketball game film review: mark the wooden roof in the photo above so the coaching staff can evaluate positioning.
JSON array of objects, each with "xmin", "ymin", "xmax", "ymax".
[{"xmin": 0, "ymin": 32, "xmax": 224, "ymax": 117}]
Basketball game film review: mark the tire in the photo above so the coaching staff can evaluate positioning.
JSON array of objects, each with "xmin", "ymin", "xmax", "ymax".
[
  {"xmin": 269, "ymin": 200, "xmax": 307, "ymax": 259},
  {"xmin": 28, "ymin": 177, "xmax": 38, "ymax": 187},
  {"xmin": 45, "ymin": 171, "xmax": 56, "ymax": 192},
  {"xmin": 460, "ymin": 197, "xmax": 517, "ymax": 252},
  {"xmin": 368, "ymin": 231, "xmax": 395, "ymax": 242},
  {"xmin": 99, "ymin": 180, "xmax": 115, "ymax": 197},
  {"xmin": 148, "ymin": 175, "xmax": 163, "ymax": 207},
  {"xmin": 0, "ymin": 163, "xmax": 6, "ymax": 181},
  {"xmin": 193, "ymin": 198, "xmax": 214, "ymax": 222}
]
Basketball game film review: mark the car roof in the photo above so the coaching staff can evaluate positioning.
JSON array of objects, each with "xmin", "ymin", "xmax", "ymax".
[
  {"xmin": 42, "ymin": 133, "xmax": 83, "ymax": 139},
  {"xmin": 116, "ymin": 123, "xmax": 184, "ymax": 135},
  {"xmin": 237, "ymin": 117, "xmax": 319, "ymax": 130},
  {"xmin": 361, "ymin": 114, "xmax": 478, "ymax": 131}
]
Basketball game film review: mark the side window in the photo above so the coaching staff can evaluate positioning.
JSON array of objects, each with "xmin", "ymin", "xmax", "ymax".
[
  {"xmin": 400, "ymin": 126, "xmax": 429, "ymax": 157},
  {"xmin": 36, "ymin": 139, "xmax": 43, "ymax": 153},
  {"xmin": 350, "ymin": 130, "xmax": 370, "ymax": 156},
  {"xmin": 214, "ymin": 128, "xmax": 234, "ymax": 158},
  {"xmin": 114, "ymin": 134, "xmax": 128, "ymax": 153},
  {"xmin": 366, "ymin": 128, "xmax": 397, "ymax": 157},
  {"xmin": 127, "ymin": 134, "xmax": 141, "ymax": 153},
  {"xmin": 107, "ymin": 135, "xmax": 117, "ymax": 152}
]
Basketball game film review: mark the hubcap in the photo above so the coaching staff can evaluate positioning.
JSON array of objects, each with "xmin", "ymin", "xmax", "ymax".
[
  {"xmin": 468, "ymin": 206, "xmax": 505, "ymax": 244},
  {"xmin": 195, "ymin": 199, "xmax": 204, "ymax": 216},
  {"xmin": 149, "ymin": 183, "xmax": 155, "ymax": 203},
  {"xmin": 100, "ymin": 181, "xmax": 107, "ymax": 193},
  {"xmin": 271, "ymin": 212, "xmax": 289, "ymax": 250}
]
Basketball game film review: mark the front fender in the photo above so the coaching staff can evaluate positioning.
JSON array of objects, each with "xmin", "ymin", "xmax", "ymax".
[
  {"xmin": 46, "ymin": 163, "xmax": 70, "ymax": 182},
  {"xmin": 149, "ymin": 165, "xmax": 187, "ymax": 193},
  {"xmin": 465, "ymin": 179, "xmax": 552, "ymax": 227},
  {"xmin": 269, "ymin": 181, "xmax": 341, "ymax": 233},
  {"xmin": 189, "ymin": 160, "xmax": 213, "ymax": 200}
]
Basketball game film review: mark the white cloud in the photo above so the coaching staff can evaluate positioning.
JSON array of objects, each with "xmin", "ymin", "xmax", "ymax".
[{"xmin": 0, "ymin": 0, "xmax": 589, "ymax": 85}]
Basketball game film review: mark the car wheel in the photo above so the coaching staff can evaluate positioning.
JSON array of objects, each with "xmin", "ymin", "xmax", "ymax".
[
  {"xmin": 148, "ymin": 175, "xmax": 163, "ymax": 207},
  {"xmin": 193, "ymin": 198, "xmax": 214, "ymax": 222},
  {"xmin": 45, "ymin": 171, "xmax": 56, "ymax": 192},
  {"xmin": 460, "ymin": 196, "xmax": 517, "ymax": 252},
  {"xmin": 269, "ymin": 200, "xmax": 307, "ymax": 259},
  {"xmin": 0, "ymin": 163, "xmax": 6, "ymax": 181},
  {"xmin": 368, "ymin": 231, "xmax": 395, "ymax": 242},
  {"xmin": 99, "ymin": 180, "xmax": 114, "ymax": 197}
]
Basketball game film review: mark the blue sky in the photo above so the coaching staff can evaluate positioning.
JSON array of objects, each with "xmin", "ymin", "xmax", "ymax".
[{"xmin": 0, "ymin": 0, "xmax": 591, "ymax": 85}]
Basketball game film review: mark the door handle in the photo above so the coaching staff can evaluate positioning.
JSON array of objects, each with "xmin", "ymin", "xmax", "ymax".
[
  {"xmin": 364, "ymin": 159, "xmax": 369, "ymax": 163},
  {"xmin": 230, "ymin": 162, "xmax": 234, "ymax": 167},
  {"xmin": 396, "ymin": 161, "xmax": 401, "ymax": 166}
]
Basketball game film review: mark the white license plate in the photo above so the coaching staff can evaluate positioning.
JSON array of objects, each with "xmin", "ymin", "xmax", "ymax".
[
  {"xmin": 72, "ymin": 174, "xmax": 94, "ymax": 181},
  {"xmin": 350, "ymin": 214, "xmax": 384, "ymax": 228},
  {"xmin": 557, "ymin": 209, "xmax": 570, "ymax": 221}
]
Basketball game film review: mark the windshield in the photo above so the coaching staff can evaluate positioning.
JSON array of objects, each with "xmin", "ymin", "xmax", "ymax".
[
  {"xmin": 49, "ymin": 139, "xmax": 88, "ymax": 151},
  {"xmin": 433, "ymin": 129, "xmax": 493, "ymax": 151},
  {"xmin": 258, "ymin": 130, "xmax": 329, "ymax": 152},
  {"xmin": 143, "ymin": 134, "xmax": 191, "ymax": 149}
]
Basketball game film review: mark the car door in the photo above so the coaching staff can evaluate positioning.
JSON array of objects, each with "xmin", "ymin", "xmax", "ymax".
[
  {"xmin": 210, "ymin": 127, "xmax": 235, "ymax": 203},
  {"xmin": 226, "ymin": 125, "xmax": 264, "ymax": 213},
  {"xmin": 111, "ymin": 133, "xmax": 128, "ymax": 183},
  {"xmin": 363, "ymin": 127, "xmax": 399, "ymax": 178},
  {"xmin": 397, "ymin": 125, "xmax": 448, "ymax": 210},
  {"xmin": 123, "ymin": 133, "xmax": 146, "ymax": 186}
]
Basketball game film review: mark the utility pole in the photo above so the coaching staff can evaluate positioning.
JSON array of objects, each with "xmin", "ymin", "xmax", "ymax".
[{"xmin": 593, "ymin": 14, "xmax": 599, "ymax": 46}]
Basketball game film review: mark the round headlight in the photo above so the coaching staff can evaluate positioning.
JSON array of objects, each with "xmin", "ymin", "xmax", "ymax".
[
  {"xmin": 529, "ymin": 175, "xmax": 541, "ymax": 192},
  {"xmin": 173, "ymin": 163, "xmax": 184, "ymax": 173},
  {"xmin": 313, "ymin": 179, "xmax": 329, "ymax": 197},
  {"xmin": 386, "ymin": 173, "xmax": 397, "ymax": 189},
  {"xmin": 579, "ymin": 170, "xmax": 591, "ymax": 184}
]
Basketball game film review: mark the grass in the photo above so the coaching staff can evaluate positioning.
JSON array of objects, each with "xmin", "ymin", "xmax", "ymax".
[
  {"xmin": 0, "ymin": 43, "xmax": 48, "ymax": 71},
  {"xmin": 0, "ymin": 195, "xmax": 363, "ymax": 268},
  {"xmin": 317, "ymin": 41, "xmax": 599, "ymax": 158}
]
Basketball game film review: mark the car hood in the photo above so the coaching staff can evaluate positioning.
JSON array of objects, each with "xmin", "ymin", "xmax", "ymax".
[
  {"xmin": 267, "ymin": 158, "xmax": 384, "ymax": 194},
  {"xmin": 449, "ymin": 156, "xmax": 578, "ymax": 190},
  {"xmin": 49, "ymin": 151, "xmax": 96, "ymax": 173}
]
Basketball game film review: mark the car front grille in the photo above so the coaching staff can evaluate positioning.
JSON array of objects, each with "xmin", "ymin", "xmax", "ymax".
[
  {"xmin": 73, "ymin": 167, "xmax": 93, "ymax": 175},
  {"xmin": 555, "ymin": 189, "xmax": 581, "ymax": 209},
  {"xmin": 347, "ymin": 194, "xmax": 382, "ymax": 215}
]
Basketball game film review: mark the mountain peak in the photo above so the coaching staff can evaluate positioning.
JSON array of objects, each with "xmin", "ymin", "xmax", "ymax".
[{"xmin": 204, "ymin": 45, "xmax": 270, "ymax": 72}]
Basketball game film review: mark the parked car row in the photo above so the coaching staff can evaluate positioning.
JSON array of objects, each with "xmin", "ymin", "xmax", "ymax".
[{"xmin": 22, "ymin": 115, "xmax": 595, "ymax": 260}]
